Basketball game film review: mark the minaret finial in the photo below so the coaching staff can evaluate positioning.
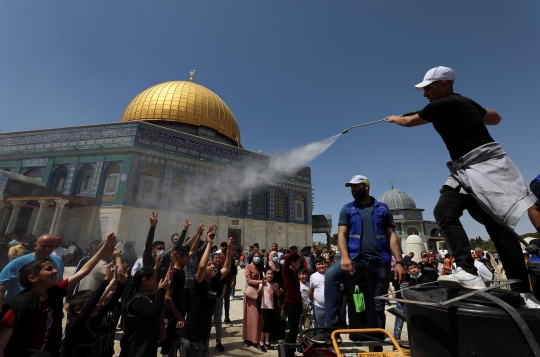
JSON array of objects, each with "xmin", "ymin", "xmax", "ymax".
[
  {"xmin": 391, "ymin": 181, "xmax": 394, "ymax": 189},
  {"xmin": 189, "ymin": 69, "xmax": 195, "ymax": 82}
]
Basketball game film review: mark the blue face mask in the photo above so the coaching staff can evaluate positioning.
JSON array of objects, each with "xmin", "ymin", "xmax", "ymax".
[
  {"xmin": 253, "ymin": 257, "xmax": 261, "ymax": 265},
  {"xmin": 155, "ymin": 250, "xmax": 164, "ymax": 258},
  {"xmin": 272, "ymin": 257, "xmax": 279, "ymax": 263}
]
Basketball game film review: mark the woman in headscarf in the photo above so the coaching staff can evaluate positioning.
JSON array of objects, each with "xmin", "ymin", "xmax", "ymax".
[
  {"xmin": 242, "ymin": 251, "xmax": 264, "ymax": 348},
  {"xmin": 268, "ymin": 250, "xmax": 282, "ymax": 286}
]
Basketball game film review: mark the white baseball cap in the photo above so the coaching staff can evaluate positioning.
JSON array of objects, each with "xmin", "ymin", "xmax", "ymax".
[
  {"xmin": 414, "ymin": 66, "xmax": 455, "ymax": 90},
  {"xmin": 345, "ymin": 175, "xmax": 370, "ymax": 187}
]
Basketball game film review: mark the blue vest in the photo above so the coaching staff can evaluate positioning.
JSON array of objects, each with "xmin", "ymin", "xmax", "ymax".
[{"xmin": 345, "ymin": 198, "xmax": 392, "ymax": 263}]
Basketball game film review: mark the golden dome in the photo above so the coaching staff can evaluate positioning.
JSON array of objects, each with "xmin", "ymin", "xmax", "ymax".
[{"xmin": 120, "ymin": 80, "xmax": 241, "ymax": 145}]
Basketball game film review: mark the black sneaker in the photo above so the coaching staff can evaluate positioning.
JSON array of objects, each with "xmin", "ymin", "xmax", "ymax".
[
  {"xmin": 258, "ymin": 344, "xmax": 267, "ymax": 353},
  {"xmin": 224, "ymin": 318, "xmax": 231, "ymax": 324},
  {"xmin": 216, "ymin": 343, "xmax": 224, "ymax": 352},
  {"xmin": 311, "ymin": 331, "xmax": 332, "ymax": 344},
  {"xmin": 243, "ymin": 340, "xmax": 251, "ymax": 347}
]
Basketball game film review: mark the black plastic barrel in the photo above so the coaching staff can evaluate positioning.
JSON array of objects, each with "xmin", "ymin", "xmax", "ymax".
[{"xmin": 403, "ymin": 287, "xmax": 540, "ymax": 357}]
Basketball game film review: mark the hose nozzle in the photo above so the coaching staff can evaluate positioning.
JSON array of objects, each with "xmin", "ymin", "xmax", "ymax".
[{"xmin": 341, "ymin": 129, "xmax": 349, "ymax": 134}]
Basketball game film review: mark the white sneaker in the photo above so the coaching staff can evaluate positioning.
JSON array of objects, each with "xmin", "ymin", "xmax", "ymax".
[
  {"xmin": 437, "ymin": 267, "xmax": 486, "ymax": 290},
  {"xmin": 520, "ymin": 293, "xmax": 540, "ymax": 309}
]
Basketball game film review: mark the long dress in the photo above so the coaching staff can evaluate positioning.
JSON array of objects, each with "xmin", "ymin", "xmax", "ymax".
[{"xmin": 242, "ymin": 263, "xmax": 263, "ymax": 344}]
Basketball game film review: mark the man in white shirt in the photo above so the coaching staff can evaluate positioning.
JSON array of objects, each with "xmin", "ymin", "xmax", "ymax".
[{"xmin": 53, "ymin": 236, "xmax": 73, "ymax": 264}]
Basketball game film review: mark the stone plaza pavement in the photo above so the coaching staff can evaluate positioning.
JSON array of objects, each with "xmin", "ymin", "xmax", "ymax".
[{"xmin": 64, "ymin": 266, "xmax": 407, "ymax": 356}]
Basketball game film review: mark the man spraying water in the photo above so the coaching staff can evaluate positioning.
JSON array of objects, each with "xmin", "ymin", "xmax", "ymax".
[{"xmin": 385, "ymin": 66, "xmax": 540, "ymax": 308}]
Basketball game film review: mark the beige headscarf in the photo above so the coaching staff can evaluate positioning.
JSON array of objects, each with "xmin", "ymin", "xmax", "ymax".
[{"xmin": 269, "ymin": 251, "xmax": 280, "ymax": 272}]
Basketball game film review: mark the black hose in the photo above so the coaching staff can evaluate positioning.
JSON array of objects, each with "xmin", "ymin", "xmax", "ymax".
[{"xmin": 476, "ymin": 292, "xmax": 540, "ymax": 357}]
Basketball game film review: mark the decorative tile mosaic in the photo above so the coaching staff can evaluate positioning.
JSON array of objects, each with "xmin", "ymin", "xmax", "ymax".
[
  {"xmin": 0, "ymin": 124, "xmax": 137, "ymax": 147},
  {"xmin": 63, "ymin": 165, "xmax": 77, "ymax": 195},
  {"xmin": 90, "ymin": 162, "xmax": 103, "ymax": 195},
  {"xmin": 269, "ymin": 188, "xmax": 274, "ymax": 218},
  {"xmin": 247, "ymin": 191, "xmax": 252, "ymax": 216},
  {"xmin": 22, "ymin": 158, "xmax": 48, "ymax": 167}
]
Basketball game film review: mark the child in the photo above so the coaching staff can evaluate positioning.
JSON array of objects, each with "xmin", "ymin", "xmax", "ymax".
[
  {"xmin": 282, "ymin": 251, "xmax": 303, "ymax": 353},
  {"xmin": 179, "ymin": 225, "xmax": 232, "ymax": 357},
  {"xmin": 119, "ymin": 267, "xmax": 171, "ymax": 357},
  {"xmin": 257, "ymin": 269, "xmax": 282, "ymax": 352},
  {"xmin": 407, "ymin": 262, "xmax": 436, "ymax": 287},
  {"xmin": 161, "ymin": 246, "xmax": 196, "ymax": 357},
  {"xmin": 298, "ymin": 269, "xmax": 311, "ymax": 334},
  {"xmin": 210, "ymin": 252, "xmax": 227, "ymax": 352},
  {"xmin": 0, "ymin": 232, "xmax": 116, "ymax": 357},
  {"xmin": 308, "ymin": 256, "xmax": 327, "ymax": 328},
  {"xmin": 64, "ymin": 262, "xmax": 129, "ymax": 357}
]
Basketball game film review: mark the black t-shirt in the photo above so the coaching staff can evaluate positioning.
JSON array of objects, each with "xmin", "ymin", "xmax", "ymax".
[
  {"xmin": 419, "ymin": 93, "xmax": 494, "ymax": 160},
  {"xmin": 164, "ymin": 268, "xmax": 185, "ymax": 320},
  {"xmin": 180, "ymin": 270, "xmax": 222, "ymax": 342}
]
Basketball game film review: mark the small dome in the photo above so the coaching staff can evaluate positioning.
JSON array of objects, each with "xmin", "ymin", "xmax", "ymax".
[
  {"xmin": 120, "ymin": 79, "xmax": 241, "ymax": 145},
  {"xmin": 378, "ymin": 188, "xmax": 416, "ymax": 209},
  {"xmin": 406, "ymin": 234, "xmax": 423, "ymax": 244}
]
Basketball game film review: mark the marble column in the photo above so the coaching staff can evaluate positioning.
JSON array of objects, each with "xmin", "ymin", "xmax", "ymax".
[
  {"xmin": 5, "ymin": 201, "xmax": 27, "ymax": 234},
  {"xmin": 32, "ymin": 199, "xmax": 52, "ymax": 236},
  {"xmin": 49, "ymin": 199, "xmax": 69, "ymax": 236}
]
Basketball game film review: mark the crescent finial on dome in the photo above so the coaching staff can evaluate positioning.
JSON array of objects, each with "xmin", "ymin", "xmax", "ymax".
[{"xmin": 189, "ymin": 69, "xmax": 195, "ymax": 82}]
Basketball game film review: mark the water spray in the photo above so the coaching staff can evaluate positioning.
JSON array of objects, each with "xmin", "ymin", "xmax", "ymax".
[{"xmin": 341, "ymin": 110, "xmax": 421, "ymax": 134}]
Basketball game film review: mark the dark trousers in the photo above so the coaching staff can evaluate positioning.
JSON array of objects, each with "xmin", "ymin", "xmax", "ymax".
[
  {"xmin": 223, "ymin": 283, "xmax": 232, "ymax": 320},
  {"xmin": 284, "ymin": 302, "xmax": 302, "ymax": 343},
  {"xmin": 434, "ymin": 185, "xmax": 530, "ymax": 292}
]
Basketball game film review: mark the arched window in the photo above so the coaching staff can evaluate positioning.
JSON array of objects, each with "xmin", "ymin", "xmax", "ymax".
[
  {"xmin": 276, "ymin": 191, "xmax": 287, "ymax": 219},
  {"xmin": 49, "ymin": 166, "xmax": 67, "ymax": 195},
  {"xmin": 102, "ymin": 164, "xmax": 120, "ymax": 201},
  {"xmin": 23, "ymin": 169, "xmax": 42, "ymax": 180},
  {"xmin": 169, "ymin": 174, "xmax": 187, "ymax": 208},
  {"xmin": 407, "ymin": 226, "xmax": 420, "ymax": 236},
  {"xmin": 294, "ymin": 193, "xmax": 305, "ymax": 221},
  {"xmin": 136, "ymin": 166, "xmax": 161, "ymax": 205},
  {"xmin": 76, "ymin": 166, "xmax": 93, "ymax": 195},
  {"xmin": 254, "ymin": 190, "xmax": 266, "ymax": 217}
]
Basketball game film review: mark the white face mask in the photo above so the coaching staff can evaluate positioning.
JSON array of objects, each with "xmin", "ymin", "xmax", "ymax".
[{"xmin": 280, "ymin": 260, "xmax": 285, "ymax": 265}]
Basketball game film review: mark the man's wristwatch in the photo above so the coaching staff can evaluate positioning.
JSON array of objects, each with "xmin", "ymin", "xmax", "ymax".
[{"xmin": 395, "ymin": 260, "xmax": 405, "ymax": 266}]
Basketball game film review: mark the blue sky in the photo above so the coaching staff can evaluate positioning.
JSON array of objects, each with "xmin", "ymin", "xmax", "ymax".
[{"xmin": 1, "ymin": 1, "xmax": 539, "ymax": 238}]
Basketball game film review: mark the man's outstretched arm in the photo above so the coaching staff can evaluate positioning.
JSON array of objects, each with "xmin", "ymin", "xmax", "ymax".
[{"xmin": 385, "ymin": 114, "xmax": 429, "ymax": 127}]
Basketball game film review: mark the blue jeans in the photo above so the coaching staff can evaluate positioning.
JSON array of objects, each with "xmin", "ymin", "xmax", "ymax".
[
  {"xmin": 393, "ymin": 301, "xmax": 405, "ymax": 340},
  {"xmin": 324, "ymin": 256, "xmax": 390, "ymax": 330},
  {"xmin": 313, "ymin": 305, "xmax": 325, "ymax": 328}
]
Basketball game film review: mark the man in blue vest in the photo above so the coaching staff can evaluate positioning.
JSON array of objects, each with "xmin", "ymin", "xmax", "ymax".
[
  {"xmin": 312, "ymin": 175, "xmax": 406, "ymax": 346},
  {"xmin": 529, "ymin": 174, "xmax": 540, "ymax": 234}
]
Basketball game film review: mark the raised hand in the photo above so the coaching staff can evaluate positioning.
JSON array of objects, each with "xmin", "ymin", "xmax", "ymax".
[
  {"xmin": 227, "ymin": 237, "xmax": 233, "ymax": 247},
  {"xmin": 158, "ymin": 278, "xmax": 171, "ymax": 290},
  {"xmin": 118, "ymin": 263, "xmax": 129, "ymax": 285},
  {"xmin": 206, "ymin": 225, "xmax": 217, "ymax": 243},
  {"xmin": 183, "ymin": 217, "xmax": 191, "ymax": 231},
  {"xmin": 105, "ymin": 232, "xmax": 116, "ymax": 247},
  {"xmin": 104, "ymin": 262, "xmax": 115, "ymax": 282},
  {"xmin": 150, "ymin": 211, "xmax": 159, "ymax": 227},
  {"xmin": 197, "ymin": 223, "xmax": 205, "ymax": 236}
]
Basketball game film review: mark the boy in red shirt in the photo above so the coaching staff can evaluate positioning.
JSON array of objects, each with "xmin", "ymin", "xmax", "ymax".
[{"xmin": 0, "ymin": 232, "xmax": 116, "ymax": 357}]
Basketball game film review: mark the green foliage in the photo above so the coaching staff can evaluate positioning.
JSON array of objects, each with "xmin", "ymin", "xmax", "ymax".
[
  {"xmin": 521, "ymin": 232, "xmax": 540, "ymax": 239},
  {"xmin": 469, "ymin": 236, "xmax": 495, "ymax": 252}
]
